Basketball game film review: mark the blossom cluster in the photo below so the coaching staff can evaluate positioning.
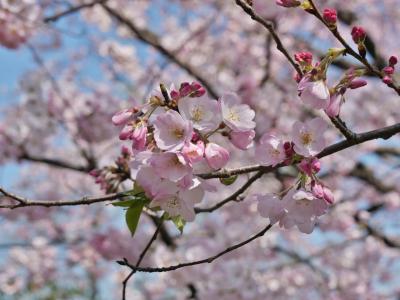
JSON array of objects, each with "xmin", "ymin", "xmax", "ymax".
[
  {"xmin": 254, "ymin": 117, "xmax": 334, "ymax": 233},
  {"xmin": 0, "ymin": 1, "xmax": 40, "ymax": 49},
  {"xmin": 296, "ymin": 50, "xmax": 367, "ymax": 117},
  {"xmin": 110, "ymin": 82, "xmax": 256, "ymax": 222}
]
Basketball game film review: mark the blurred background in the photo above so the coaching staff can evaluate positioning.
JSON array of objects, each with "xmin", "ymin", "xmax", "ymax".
[{"xmin": 0, "ymin": 0, "xmax": 400, "ymax": 299}]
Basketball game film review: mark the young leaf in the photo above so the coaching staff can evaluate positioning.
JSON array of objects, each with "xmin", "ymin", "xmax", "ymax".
[
  {"xmin": 125, "ymin": 202, "xmax": 145, "ymax": 237},
  {"xmin": 171, "ymin": 216, "xmax": 186, "ymax": 234}
]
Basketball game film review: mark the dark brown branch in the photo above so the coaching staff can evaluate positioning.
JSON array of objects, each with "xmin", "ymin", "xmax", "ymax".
[
  {"xmin": 121, "ymin": 220, "xmax": 163, "ymax": 300},
  {"xmin": 234, "ymin": 0, "xmax": 302, "ymax": 76},
  {"xmin": 101, "ymin": 4, "xmax": 219, "ymax": 99},
  {"xmin": 0, "ymin": 187, "xmax": 124, "ymax": 209},
  {"xmin": 19, "ymin": 153, "xmax": 90, "ymax": 172},
  {"xmin": 43, "ymin": 0, "xmax": 108, "ymax": 23},
  {"xmin": 119, "ymin": 223, "xmax": 273, "ymax": 273}
]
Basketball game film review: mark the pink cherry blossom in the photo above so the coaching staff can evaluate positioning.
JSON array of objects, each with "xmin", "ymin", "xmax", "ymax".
[
  {"xmin": 279, "ymin": 189, "xmax": 328, "ymax": 234},
  {"xmin": 292, "ymin": 117, "xmax": 327, "ymax": 157},
  {"xmin": 205, "ymin": 143, "xmax": 230, "ymax": 170},
  {"xmin": 150, "ymin": 181, "xmax": 204, "ymax": 222},
  {"xmin": 255, "ymin": 134, "xmax": 286, "ymax": 166},
  {"xmin": 220, "ymin": 92, "xmax": 255, "ymax": 132},
  {"xmin": 130, "ymin": 122, "xmax": 147, "ymax": 151},
  {"xmin": 178, "ymin": 96, "xmax": 221, "ymax": 132},
  {"xmin": 256, "ymin": 194, "xmax": 285, "ymax": 225},
  {"xmin": 298, "ymin": 77, "xmax": 330, "ymax": 109},
  {"xmin": 153, "ymin": 109, "xmax": 193, "ymax": 151},
  {"xmin": 182, "ymin": 141, "xmax": 205, "ymax": 164},
  {"xmin": 229, "ymin": 130, "xmax": 255, "ymax": 150},
  {"xmin": 150, "ymin": 152, "xmax": 192, "ymax": 182}
]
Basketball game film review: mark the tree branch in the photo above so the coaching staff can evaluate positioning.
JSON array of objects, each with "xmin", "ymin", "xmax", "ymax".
[
  {"xmin": 119, "ymin": 223, "xmax": 273, "ymax": 273},
  {"xmin": 234, "ymin": 0, "xmax": 302, "ymax": 76},
  {"xmin": 101, "ymin": 4, "xmax": 220, "ymax": 99}
]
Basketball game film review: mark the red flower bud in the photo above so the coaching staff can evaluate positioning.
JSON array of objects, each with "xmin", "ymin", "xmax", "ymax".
[
  {"xmin": 294, "ymin": 51, "xmax": 313, "ymax": 65},
  {"xmin": 323, "ymin": 8, "xmax": 337, "ymax": 26},
  {"xmin": 389, "ymin": 56, "xmax": 398, "ymax": 66},
  {"xmin": 383, "ymin": 66, "xmax": 395, "ymax": 75},
  {"xmin": 383, "ymin": 76, "xmax": 393, "ymax": 85},
  {"xmin": 351, "ymin": 26, "xmax": 366, "ymax": 44}
]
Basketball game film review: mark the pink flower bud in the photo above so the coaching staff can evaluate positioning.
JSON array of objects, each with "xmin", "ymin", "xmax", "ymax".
[
  {"xmin": 349, "ymin": 79, "xmax": 367, "ymax": 89},
  {"xmin": 325, "ymin": 93, "xmax": 342, "ymax": 117},
  {"xmin": 311, "ymin": 182, "xmax": 324, "ymax": 198},
  {"xmin": 383, "ymin": 66, "xmax": 395, "ymax": 75},
  {"xmin": 294, "ymin": 51, "xmax": 313, "ymax": 65},
  {"xmin": 121, "ymin": 145, "xmax": 132, "ymax": 157},
  {"xmin": 323, "ymin": 187, "xmax": 334, "ymax": 204},
  {"xmin": 179, "ymin": 82, "xmax": 192, "ymax": 97},
  {"xmin": 112, "ymin": 109, "xmax": 133, "ymax": 126},
  {"xmin": 89, "ymin": 169, "xmax": 101, "ymax": 177},
  {"xmin": 323, "ymin": 8, "xmax": 337, "ymax": 26},
  {"xmin": 299, "ymin": 157, "xmax": 321, "ymax": 176},
  {"xmin": 383, "ymin": 76, "xmax": 393, "ymax": 85},
  {"xmin": 276, "ymin": 0, "xmax": 301, "ymax": 7},
  {"xmin": 351, "ymin": 26, "xmax": 366, "ymax": 44},
  {"xmin": 170, "ymin": 90, "xmax": 180, "ymax": 100},
  {"xmin": 389, "ymin": 56, "xmax": 398, "ymax": 66},
  {"xmin": 205, "ymin": 143, "xmax": 230, "ymax": 170},
  {"xmin": 190, "ymin": 82, "xmax": 206, "ymax": 97}
]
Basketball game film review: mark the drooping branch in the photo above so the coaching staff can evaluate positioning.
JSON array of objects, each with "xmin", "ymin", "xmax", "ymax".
[
  {"xmin": 101, "ymin": 4, "xmax": 220, "ymax": 99},
  {"xmin": 234, "ymin": 0, "xmax": 302, "ymax": 76},
  {"xmin": 118, "ymin": 223, "xmax": 273, "ymax": 273}
]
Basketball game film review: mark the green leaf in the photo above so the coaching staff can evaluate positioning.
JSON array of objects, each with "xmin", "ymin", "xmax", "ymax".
[
  {"xmin": 125, "ymin": 202, "xmax": 145, "ymax": 237},
  {"xmin": 112, "ymin": 199, "xmax": 136, "ymax": 207},
  {"xmin": 171, "ymin": 216, "xmax": 186, "ymax": 234},
  {"xmin": 219, "ymin": 175, "xmax": 238, "ymax": 186}
]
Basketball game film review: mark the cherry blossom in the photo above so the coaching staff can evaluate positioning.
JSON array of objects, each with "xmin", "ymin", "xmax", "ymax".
[
  {"xmin": 255, "ymin": 134, "xmax": 286, "ymax": 166},
  {"xmin": 292, "ymin": 118, "xmax": 327, "ymax": 157},
  {"xmin": 220, "ymin": 92, "xmax": 256, "ymax": 132},
  {"xmin": 298, "ymin": 77, "xmax": 330, "ymax": 109},
  {"xmin": 178, "ymin": 96, "xmax": 221, "ymax": 132},
  {"xmin": 153, "ymin": 109, "xmax": 193, "ymax": 151}
]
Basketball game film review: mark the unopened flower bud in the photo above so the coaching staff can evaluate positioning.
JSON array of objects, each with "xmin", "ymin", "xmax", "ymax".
[
  {"xmin": 383, "ymin": 66, "xmax": 395, "ymax": 75},
  {"xmin": 389, "ymin": 56, "xmax": 398, "ymax": 66},
  {"xmin": 351, "ymin": 26, "xmax": 366, "ymax": 44},
  {"xmin": 349, "ymin": 79, "xmax": 367, "ymax": 89},
  {"xmin": 276, "ymin": 0, "xmax": 301, "ymax": 8},
  {"xmin": 323, "ymin": 8, "xmax": 337, "ymax": 29},
  {"xmin": 383, "ymin": 76, "xmax": 393, "ymax": 85}
]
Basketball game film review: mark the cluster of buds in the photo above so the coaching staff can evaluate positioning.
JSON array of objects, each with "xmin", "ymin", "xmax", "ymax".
[
  {"xmin": 351, "ymin": 26, "xmax": 367, "ymax": 58},
  {"xmin": 89, "ymin": 146, "xmax": 132, "ymax": 193},
  {"xmin": 382, "ymin": 56, "xmax": 398, "ymax": 85},
  {"xmin": 326, "ymin": 68, "xmax": 367, "ymax": 117}
]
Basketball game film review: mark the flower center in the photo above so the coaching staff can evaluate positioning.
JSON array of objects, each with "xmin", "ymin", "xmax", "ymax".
[
  {"xmin": 167, "ymin": 196, "xmax": 180, "ymax": 209},
  {"xmin": 300, "ymin": 132, "xmax": 313, "ymax": 146},
  {"xmin": 227, "ymin": 109, "xmax": 240, "ymax": 122},
  {"xmin": 173, "ymin": 128, "xmax": 184, "ymax": 138},
  {"xmin": 191, "ymin": 106, "xmax": 204, "ymax": 122}
]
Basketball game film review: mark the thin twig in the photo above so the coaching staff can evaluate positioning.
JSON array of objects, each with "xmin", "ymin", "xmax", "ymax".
[
  {"xmin": 121, "ymin": 220, "xmax": 164, "ymax": 300},
  {"xmin": 234, "ymin": 0, "xmax": 302, "ymax": 76},
  {"xmin": 120, "ymin": 224, "xmax": 273, "ymax": 273}
]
